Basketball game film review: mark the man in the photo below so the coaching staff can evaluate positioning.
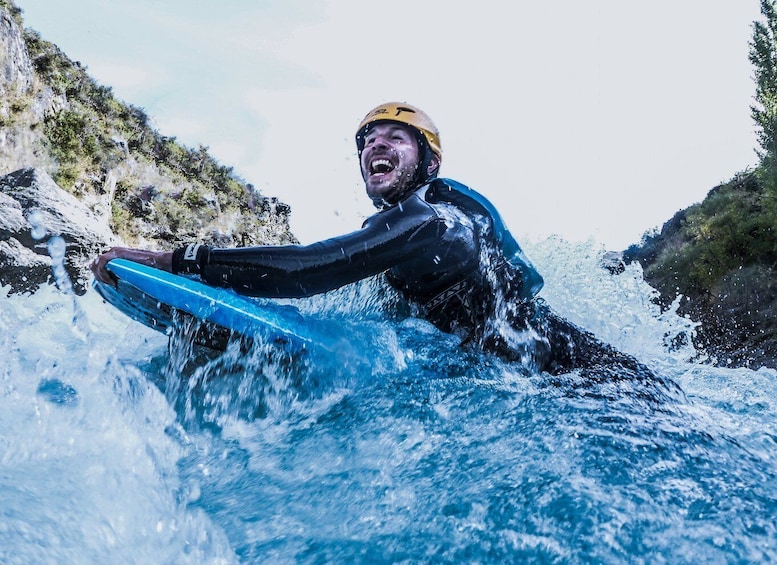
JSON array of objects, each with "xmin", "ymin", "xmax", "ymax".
[{"xmin": 92, "ymin": 102, "xmax": 655, "ymax": 378}]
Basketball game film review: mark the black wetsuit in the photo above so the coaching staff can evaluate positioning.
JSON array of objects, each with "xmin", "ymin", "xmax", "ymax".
[{"xmin": 171, "ymin": 178, "xmax": 654, "ymax": 377}]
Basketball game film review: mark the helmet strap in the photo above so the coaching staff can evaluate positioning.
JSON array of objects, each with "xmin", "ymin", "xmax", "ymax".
[{"xmin": 413, "ymin": 132, "xmax": 438, "ymax": 185}]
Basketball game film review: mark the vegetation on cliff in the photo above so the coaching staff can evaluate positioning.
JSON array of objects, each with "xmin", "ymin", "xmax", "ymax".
[
  {"xmin": 626, "ymin": 170, "xmax": 776, "ymax": 298},
  {"xmin": 1, "ymin": 0, "xmax": 295, "ymax": 249}
]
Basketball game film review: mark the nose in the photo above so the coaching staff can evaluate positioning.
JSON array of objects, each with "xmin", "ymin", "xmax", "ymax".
[{"xmin": 366, "ymin": 133, "xmax": 391, "ymax": 151}]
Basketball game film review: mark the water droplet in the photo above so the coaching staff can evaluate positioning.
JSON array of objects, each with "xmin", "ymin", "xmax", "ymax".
[
  {"xmin": 47, "ymin": 236, "xmax": 66, "ymax": 262},
  {"xmin": 28, "ymin": 209, "xmax": 47, "ymax": 240},
  {"xmin": 36, "ymin": 378, "xmax": 79, "ymax": 406}
]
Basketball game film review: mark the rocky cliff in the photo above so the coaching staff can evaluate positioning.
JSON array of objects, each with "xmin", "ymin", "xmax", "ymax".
[
  {"xmin": 0, "ymin": 0, "xmax": 295, "ymax": 294},
  {"xmin": 623, "ymin": 170, "xmax": 777, "ymax": 370},
  {"xmin": 0, "ymin": 167, "xmax": 113, "ymax": 293}
]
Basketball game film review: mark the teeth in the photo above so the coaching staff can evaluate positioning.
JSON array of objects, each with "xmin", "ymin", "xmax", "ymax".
[{"xmin": 370, "ymin": 158, "xmax": 394, "ymax": 174}]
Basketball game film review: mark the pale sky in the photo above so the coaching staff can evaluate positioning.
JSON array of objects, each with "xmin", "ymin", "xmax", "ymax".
[{"xmin": 18, "ymin": 0, "xmax": 762, "ymax": 249}]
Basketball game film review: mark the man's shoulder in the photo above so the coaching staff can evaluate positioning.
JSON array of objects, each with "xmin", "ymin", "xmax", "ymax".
[
  {"xmin": 437, "ymin": 177, "xmax": 467, "ymax": 187},
  {"xmin": 430, "ymin": 177, "xmax": 471, "ymax": 193},
  {"xmin": 425, "ymin": 178, "xmax": 491, "ymax": 210}
]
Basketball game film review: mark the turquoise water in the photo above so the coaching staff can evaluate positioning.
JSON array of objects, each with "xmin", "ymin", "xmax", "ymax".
[{"xmin": 2, "ymin": 238, "xmax": 776, "ymax": 563}]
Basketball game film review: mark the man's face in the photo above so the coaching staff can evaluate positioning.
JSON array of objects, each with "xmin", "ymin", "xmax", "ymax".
[{"xmin": 360, "ymin": 123, "xmax": 422, "ymax": 206}]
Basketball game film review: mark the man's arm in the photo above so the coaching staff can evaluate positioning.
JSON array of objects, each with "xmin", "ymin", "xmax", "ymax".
[{"xmin": 181, "ymin": 198, "xmax": 443, "ymax": 298}]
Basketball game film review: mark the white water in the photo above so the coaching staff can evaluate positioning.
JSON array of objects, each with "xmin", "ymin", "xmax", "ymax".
[
  {"xmin": 0, "ymin": 281, "xmax": 237, "ymax": 562},
  {"xmin": 1, "ymin": 237, "xmax": 776, "ymax": 563}
]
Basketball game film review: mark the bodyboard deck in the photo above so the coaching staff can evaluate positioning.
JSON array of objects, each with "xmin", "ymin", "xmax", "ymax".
[{"xmin": 93, "ymin": 258, "xmax": 314, "ymax": 352}]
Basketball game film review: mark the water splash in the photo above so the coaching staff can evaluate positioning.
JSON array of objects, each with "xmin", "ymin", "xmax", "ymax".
[
  {"xmin": 0, "ymin": 287, "xmax": 237, "ymax": 563},
  {"xmin": 26, "ymin": 208, "xmax": 89, "ymax": 321},
  {"xmin": 528, "ymin": 236, "xmax": 699, "ymax": 366},
  {"xmin": 2, "ymin": 235, "xmax": 777, "ymax": 562},
  {"xmin": 36, "ymin": 378, "xmax": 79, "ymax": 406},
  {"xmin": 27, "ymin": 209, "xmax": 48, "ymax": 241}
]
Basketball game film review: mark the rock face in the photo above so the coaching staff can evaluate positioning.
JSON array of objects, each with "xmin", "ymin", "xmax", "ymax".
[
  {"xmin": 0, "ymin": 167, "xmax": 114, "ymax": 294},
  {"xmin": 687, "ymin": 264, "xmax": 777, "ymax": 368},
  {"xmin": 623, "ymin": 172, "xmax": 777, "ymax": 370},
  {"xmin": 0, "ymin": 6, "xmax": 31, "ymax": 99},
  {"xmin": 0, "ymin": 1, "xmax": 297, "ymax": 295},
  {"xmin": 0, "ymin": 3, "xmax": 48, "ymax": 176},
  {"xmin": 624, "ymin": 257, "xmax": 777, "ymax": 371}
]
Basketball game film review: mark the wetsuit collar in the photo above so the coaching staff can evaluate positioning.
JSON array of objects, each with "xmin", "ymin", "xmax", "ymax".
[{"xmin": 372, "ymin": 180, "xmax": 434, "ymax": 211}]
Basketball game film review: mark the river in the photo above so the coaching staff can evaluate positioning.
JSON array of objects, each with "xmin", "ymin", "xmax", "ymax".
[{"xmin": 2, "ymin": 237, "xmax": 776, "ymax": 563}]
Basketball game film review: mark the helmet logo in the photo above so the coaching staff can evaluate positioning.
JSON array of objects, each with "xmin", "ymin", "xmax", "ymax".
[
  {"xmin": 393, "ymin": 106, "xmax": 417, "ymax": 117},
  {"xmin": 369, "ymin": 106, "xmax": 417, "ymax": 119}
]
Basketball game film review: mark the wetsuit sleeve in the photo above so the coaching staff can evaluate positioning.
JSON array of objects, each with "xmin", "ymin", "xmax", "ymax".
[{"xmin": 171, "ymin": 197, "xmax": 445, "ymax": 298}]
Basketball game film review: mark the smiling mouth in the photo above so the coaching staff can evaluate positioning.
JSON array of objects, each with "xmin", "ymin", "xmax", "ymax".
[{"xmin": 370, "ymin": 158, "xmax": 395, "ymax": 175}]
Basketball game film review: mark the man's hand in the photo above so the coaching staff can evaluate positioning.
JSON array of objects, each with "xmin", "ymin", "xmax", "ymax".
[{"xmin": 91, "ymin": 247, "xmax": 174, "ymax": 285}]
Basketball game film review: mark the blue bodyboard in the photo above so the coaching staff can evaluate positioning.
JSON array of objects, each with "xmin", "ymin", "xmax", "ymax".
[{"xmin": 93, "ymin": 258, "xmax": 314, "ymax": 352}]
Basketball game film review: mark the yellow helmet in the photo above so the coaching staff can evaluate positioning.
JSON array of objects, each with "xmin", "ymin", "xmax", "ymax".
[{"xmin": 355, "ymin": 102, "xmax": 442, "ymax": 161}]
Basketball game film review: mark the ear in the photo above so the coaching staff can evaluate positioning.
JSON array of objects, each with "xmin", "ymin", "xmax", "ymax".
[{"xmin": 427, "ymin": 154, "xmax": 440, "ymax": 176}]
